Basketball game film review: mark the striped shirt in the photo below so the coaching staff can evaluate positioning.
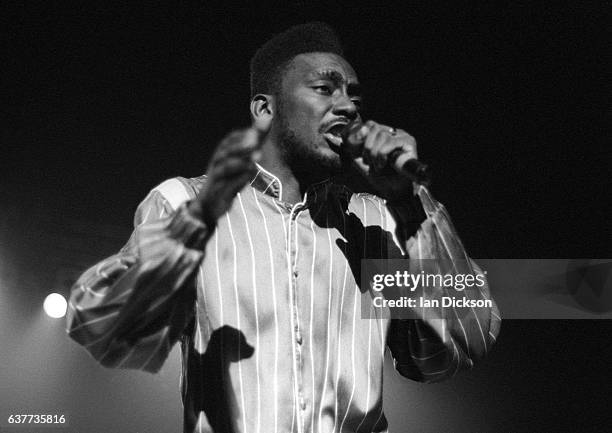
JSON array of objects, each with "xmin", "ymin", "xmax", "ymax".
[{"xmin": 66, "ymin": 165, "xmax": 500, "ymax": 433}]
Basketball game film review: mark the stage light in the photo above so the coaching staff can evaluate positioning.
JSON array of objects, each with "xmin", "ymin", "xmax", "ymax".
[{"xmin": 43, "ymin": 293, "xmax": 67, "ymax": 318}]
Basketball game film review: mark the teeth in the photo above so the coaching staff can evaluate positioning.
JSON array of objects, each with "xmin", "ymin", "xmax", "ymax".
[{"xmin": 324, "ymin": 132, "xmax": 343, "ymax": 147}]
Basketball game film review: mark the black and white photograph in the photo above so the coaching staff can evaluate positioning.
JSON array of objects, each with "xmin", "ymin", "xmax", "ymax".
[{"xmin": 2, "ymin": 2, "xmax": 610, "ymax": 432}]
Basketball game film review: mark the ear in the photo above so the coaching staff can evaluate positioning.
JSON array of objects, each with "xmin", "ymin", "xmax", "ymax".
[{"xmin": 250, "ymin": 94, "xmax": 274, "ymax": 134}]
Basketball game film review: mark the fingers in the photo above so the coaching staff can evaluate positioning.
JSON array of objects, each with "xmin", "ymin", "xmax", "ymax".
[
  {"xmin": 216, "ymin": 170, "xmax": 254, "ymax": 201},
  {"xmin": 210, "ymin": 128, "xmax": 261, "ymax": 176},
  {"xmin": 346, "ymin": 120, "xmax": 420, "ymax": 201},
  {"xmin": 193, "ymin": 128, "xmax": 262, "ymax": 224},
  {"xmin": 361, "ymin": 121, "xmax": 417, "ymax": 172},
  {"xmin": 212, "ymin": 129, "xmax": 261, "ymax": 163},
  {"xmin": 209, "ymin": 154, "xmax": 256, "ymax": 179}
]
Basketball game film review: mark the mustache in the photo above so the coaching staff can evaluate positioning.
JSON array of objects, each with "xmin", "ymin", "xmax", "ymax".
[{"xmin": 320, "ymin": 117, "xmax": 352, "ymax": 133}]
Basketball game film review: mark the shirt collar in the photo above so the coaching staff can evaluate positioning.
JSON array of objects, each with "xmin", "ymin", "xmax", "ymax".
[
  {"xmin": 250, "ymin": 163, "xmax": 352, "ymax": 206},
  {"xmin": 250, "ymin": 163, "xmax": 283, "ymax": 199}
]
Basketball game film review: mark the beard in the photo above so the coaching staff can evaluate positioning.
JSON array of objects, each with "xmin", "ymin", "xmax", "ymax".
[{"xmin": 275, "ymin": 105, "xmax": 342, "ymax": 184}]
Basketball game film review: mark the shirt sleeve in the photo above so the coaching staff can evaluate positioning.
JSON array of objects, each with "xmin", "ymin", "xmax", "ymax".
[
  {"xmin": 384, "ymin": 185, "xmax": 502, "ymax": 383},
  {"xmin": 65, "ymin": 179, "xmax": 212, "ymax": 373}
]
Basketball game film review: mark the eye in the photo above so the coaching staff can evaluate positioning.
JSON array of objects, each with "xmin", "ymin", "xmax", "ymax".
[
  {"xmin": 351, "ymin": 98, "xmax": 362, "ymax": 108},
  {"xmin": 314, "ymin": 85, "xmax": 332, "ymax": 95}
]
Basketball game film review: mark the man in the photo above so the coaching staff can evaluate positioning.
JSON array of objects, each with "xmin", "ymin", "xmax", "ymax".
[{"xmin": 67, "ymin": 22, "xmax": 500, "ymax": 433}]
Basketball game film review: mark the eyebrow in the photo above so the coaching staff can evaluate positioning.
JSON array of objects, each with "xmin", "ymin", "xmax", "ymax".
[{"xmin": 310, "ymin": 70, "xmax": 362, "ymax": 96}]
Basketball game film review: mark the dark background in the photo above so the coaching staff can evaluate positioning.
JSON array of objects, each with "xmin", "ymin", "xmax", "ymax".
[{"xmin": 2, "ymin": 1, "xmax": 611, "ymax": 432}]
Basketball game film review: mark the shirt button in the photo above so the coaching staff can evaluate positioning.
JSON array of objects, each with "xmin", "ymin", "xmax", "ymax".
[
  {"xmin": 293, "ymin": 268, "xmax": 299, "ymax": 277},
  {"xmin": 296, "ymin": 332, "xmax": 303, "ymax": 345},
  {"xmin": 299, "ymin": 397, "xmax": 306, "ymax": 410}
]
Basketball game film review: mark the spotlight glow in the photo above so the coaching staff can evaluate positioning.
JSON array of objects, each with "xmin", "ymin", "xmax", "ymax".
[{"xmin": 43, "ymin": 293, "xmax": 67, "ymax": 318}]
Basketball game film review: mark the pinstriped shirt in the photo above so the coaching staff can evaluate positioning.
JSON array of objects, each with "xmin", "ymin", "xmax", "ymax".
[{"xmin": 67, "ymin": 165, "xmax": 500, "ymax": 433}]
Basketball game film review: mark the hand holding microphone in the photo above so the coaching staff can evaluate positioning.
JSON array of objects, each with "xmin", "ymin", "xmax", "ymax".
[{"xmin": 341, "ymin": 120, "xmax": 431, "ymax": 186}]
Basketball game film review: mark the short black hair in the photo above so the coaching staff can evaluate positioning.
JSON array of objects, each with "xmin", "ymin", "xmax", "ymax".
[{"xmin": 249, "ymin": 22, "xmax": 344, "ymax": 97}]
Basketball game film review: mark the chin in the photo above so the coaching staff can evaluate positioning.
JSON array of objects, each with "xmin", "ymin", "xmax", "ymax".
[{"xmin": 281, "ymin": 133, "xmax": 342, "ymax": 178}]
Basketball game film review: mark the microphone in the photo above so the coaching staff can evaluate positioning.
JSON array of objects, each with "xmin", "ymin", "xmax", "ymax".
[{"xmin": 341, "ymin": 121, "xmax": 431, "ymax": 185}]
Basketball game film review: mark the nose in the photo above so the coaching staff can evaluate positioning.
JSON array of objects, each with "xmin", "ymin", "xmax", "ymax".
[{"xmin": 331, "ymin": 92, "xmax": 359, "ymax": 121}]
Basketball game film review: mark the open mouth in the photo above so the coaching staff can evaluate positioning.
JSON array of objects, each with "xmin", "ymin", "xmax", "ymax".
[{"xmin": 323, "ymin": 124, "xmax": 346, "ymax": 150}]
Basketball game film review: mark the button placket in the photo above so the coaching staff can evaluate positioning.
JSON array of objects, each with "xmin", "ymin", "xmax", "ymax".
[{"xmin": 288, "ymin": 201, "xmax": 308, "ymax": 433}]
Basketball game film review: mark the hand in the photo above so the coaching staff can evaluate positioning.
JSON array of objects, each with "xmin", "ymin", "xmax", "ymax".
[
  {"xmin": 343, "ymin": 120, "xmax": 418, "ymax": 201},
  {"xmin": 189, "ymin": 128, "xmax": 261, "ymax": 225}
]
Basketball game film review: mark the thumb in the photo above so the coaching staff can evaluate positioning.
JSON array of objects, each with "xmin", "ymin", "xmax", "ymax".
[
  {"xmin": 341, "ymin": 122, "xmax": 370, "ymax": 156},
  {"xmin": 349, "ymin": 156, "xmax": 370, "ymax": 177}
]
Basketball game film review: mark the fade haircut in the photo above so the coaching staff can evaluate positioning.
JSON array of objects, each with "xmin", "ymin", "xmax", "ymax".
[{"xmin": 249, "ymin": 22, "xmax": 344, "ymax": 98}]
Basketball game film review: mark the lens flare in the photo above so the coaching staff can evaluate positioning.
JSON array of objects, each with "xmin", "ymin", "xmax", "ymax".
[{"xmin": 43, "ymin": 293, "xmax": 67, "ymax": 318}]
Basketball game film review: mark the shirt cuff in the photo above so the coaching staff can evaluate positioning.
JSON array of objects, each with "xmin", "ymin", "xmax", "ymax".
[{"xmin": 166, "ymin": 201, "xmax": 213, "ymax": 250}]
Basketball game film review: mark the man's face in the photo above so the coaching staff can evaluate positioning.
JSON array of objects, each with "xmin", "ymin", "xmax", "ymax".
[{"xmin": 273, "ymin": 52, "xmax": 362, "ymax": 176}]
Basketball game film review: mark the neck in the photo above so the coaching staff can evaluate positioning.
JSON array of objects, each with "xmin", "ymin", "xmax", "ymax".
[
  {"xmin": 257, "ymin": 138, "xmax": 333, "ymax": 204},
  {"xmin": 257, "ymin": 140, "xmax": 302, "ymax": 204}
]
